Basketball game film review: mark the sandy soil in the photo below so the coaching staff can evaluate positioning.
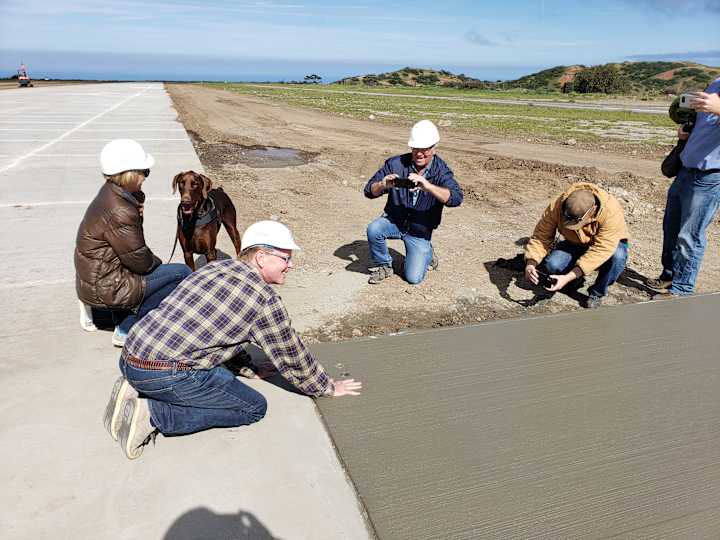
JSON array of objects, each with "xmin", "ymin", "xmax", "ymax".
[{"xmin": 166, "ymin": 83, "xmax": 720, "ymax": 341}]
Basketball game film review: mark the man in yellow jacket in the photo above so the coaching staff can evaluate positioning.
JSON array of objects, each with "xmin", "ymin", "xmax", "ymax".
[{"xmin": 524, "ymin": 183, "xmax": 630, "ymax": 309}]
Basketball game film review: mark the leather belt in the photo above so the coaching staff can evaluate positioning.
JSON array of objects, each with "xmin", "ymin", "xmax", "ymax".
[{"xmin": 125, "ymin": 355, "xmax": 193, "ymax": 371}]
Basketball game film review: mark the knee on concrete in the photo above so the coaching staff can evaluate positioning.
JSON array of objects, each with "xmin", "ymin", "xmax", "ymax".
[{"xmin": 237, "ymin": 394, "xmax": 268, "ymax": 425}]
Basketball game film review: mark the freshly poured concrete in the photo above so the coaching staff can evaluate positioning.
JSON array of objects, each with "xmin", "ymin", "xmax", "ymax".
[
  {"xmin": 316, "ymin": 295, "xmax": 720, "ymax": 539},
  {"xmin": 0, "ymin": 83, "xmax": 369, "ymax": 540}
]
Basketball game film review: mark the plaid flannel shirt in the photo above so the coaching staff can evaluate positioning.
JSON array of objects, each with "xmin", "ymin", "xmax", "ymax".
[{"xmin": 123, "ymin": 259, "xmax": 334, "ymax": 397}]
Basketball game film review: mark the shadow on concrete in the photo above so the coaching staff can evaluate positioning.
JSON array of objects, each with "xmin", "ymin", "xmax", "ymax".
[
  {"xmin": 163, "ymin": 507, "xmax": 279, "ymax": 540},
  {"xmin": 225, "ymin": 344, "xmax": 304, "ymax": 395},
  {"xmin": 334, "ymin": 240, "xmax": 403, "ymax": 274},
  {"xmin": 194, "ymin": 248, "xmax": 233, "ymax": 269}
]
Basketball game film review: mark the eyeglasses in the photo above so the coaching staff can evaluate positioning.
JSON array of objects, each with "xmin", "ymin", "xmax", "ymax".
[
  {"xmin": 142, "ymin": 169, "xmax": 150, "ymax": 178},
  {"xmin": 262, "ymin": 250, "xmax": 292, "ymax": 264},
  {"xmin": 411, "ymin": 146, "xmax": 435, "ymax": 154},
  {"xmin": 562, "ymin": 205, "xmax": 594, "ymax": 224}
]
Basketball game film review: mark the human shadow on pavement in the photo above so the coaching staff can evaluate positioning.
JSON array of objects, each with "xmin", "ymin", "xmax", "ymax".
[
  {"xmin": 164, "ymin": 507, "xmax": 279, "ymax": 540},
  {"xmin": 334, "ymin": 240, "xmax": 403, "ymax": 275},
  {"xmin": 485, "ymin": 252, "xmax": 587, "ymax": 308},
  {"xmin": 225, "ymin": 344, "xmax": 304, "ymax": 395}
]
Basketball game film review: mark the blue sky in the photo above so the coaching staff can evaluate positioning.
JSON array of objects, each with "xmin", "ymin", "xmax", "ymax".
[{"xmin": 1, "ymin": 0, "xmax": 718, "ymax": 80}]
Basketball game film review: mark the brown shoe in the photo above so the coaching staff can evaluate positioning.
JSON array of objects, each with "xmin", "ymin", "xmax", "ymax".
[
  {"xmin": 428, "ymin": 252, "xmax": 439, "ymax": 271},
  {"xmin": 368, "ymin": 265, "xmax": 393, "ymax": 284},
  {"xmin": 646, "ymin": 277, "xmax": 672, "ymax": 291}
]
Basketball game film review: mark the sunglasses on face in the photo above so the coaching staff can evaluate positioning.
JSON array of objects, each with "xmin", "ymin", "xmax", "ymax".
[
  {"xmin": 562, "ymin": 205, "xmax": 594, "ymax": 224},
  {"xmin": 411, "ymin": 146, "xmax": 435, "ymax": 154},
  {"xmin": 142, "ymin": 169, "xmax": 150, "ymax": 177}
]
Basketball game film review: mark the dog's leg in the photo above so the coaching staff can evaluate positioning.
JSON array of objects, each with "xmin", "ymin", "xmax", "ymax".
[
  {"xmin": 177, "ymin": 224, "xmax": 195, "ymax": 271},
  {"xmin": 206, "ymin": 225, "xmax": 219, "ymax": 263},
  {"xmin": 221, "ymin": 201, "xmax": 243, "ymax": 256}
]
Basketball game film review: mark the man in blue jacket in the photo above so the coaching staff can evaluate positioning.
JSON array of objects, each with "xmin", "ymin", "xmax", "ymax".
[{"xmin": 363, "ymin": 120, "xmax": 463, "ymax": 284}]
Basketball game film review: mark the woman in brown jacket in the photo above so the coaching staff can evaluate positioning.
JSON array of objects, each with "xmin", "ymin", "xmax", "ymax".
[{"xmin": 75, "ymin": 139, "xmax": 191, "ymax": 346}]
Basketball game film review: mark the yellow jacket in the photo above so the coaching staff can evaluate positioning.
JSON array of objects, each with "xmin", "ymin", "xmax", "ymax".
[{"xmin": 524, "ymin": 183, "xmax": 629, "ymax": 275}]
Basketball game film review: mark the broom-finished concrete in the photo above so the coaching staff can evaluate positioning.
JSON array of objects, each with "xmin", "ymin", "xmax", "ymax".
[{"xmin": 316, "ymin": 295, "xmax": 720, "ymax": 539}]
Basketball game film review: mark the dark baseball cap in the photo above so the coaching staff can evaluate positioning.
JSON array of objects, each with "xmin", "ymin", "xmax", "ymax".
[{"xmin": 562, "ymin": 190, "xmax": 596, "ymax": 230}]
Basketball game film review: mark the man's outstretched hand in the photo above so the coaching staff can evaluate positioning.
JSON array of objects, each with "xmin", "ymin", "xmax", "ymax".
[{"xmin": 332, "ymin": 378, "xmax": 363, "ymax": 396}]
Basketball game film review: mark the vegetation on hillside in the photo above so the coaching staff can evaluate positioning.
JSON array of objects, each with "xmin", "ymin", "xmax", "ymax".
[{"xmin": 337, "ymin": 61, "xmax": 720, "ymax": 95}]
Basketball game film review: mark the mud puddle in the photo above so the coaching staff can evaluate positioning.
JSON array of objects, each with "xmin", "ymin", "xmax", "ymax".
[{"xmin": 187, "ymin": 129, "xmax": 316, "ymax": 169}]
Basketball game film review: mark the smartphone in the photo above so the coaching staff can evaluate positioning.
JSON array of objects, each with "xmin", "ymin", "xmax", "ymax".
[
  {"xmin": 536, "ymin": 269, "xmax": 557, "ymax": 288},
  {"xmin": 393, "ymin": 177, "xmax": 416, "ymax": 189},
  {"xmin": 679, "ymin": 93, "xmax": 696, "ymax": 109}
]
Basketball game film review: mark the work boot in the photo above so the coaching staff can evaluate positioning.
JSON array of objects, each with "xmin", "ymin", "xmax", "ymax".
[
  {"xmin": 117, "ymin": 397, "xmax": 157, "ymax": 460},
  {"xmin": 368, "ymin": 265, "xmax": 393, "ymax": 284},
  {"xmin": 112, "ymin": 326, "xmax": 128, "ymax": 348},
  {"xmin": 584, "ymin": 295, "xmax": 603, "ymax": 309},
  {"xmin": 645, "ymin": 276, "xmax": 672, "ymax": 292},
  {"xmin": 428, "ymin": 251, "xmax": 439, "ymax": 271},
  {"xmin": 103, "ymin": 376, "xmax": 139, "ymax": 441}
]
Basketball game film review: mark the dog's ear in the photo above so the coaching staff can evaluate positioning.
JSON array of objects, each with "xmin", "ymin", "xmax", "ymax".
[
  {"xmin": 199, "ymin": 173, "xmax": 213, "ymax": 199},
  {"xmin": 172, "ymin": 172, "xmax": 185, "ymax": 194}
]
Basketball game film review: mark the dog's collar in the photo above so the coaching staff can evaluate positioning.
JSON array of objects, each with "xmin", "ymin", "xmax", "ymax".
[{"xmin": 177, "ymin": 196, "xmax": 218, "ymax": 228}]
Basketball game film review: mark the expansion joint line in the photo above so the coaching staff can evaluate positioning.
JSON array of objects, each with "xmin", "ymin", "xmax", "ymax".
[{"xmin": 0, "ymin": 86, "xmax": 154, "ymax": 174}]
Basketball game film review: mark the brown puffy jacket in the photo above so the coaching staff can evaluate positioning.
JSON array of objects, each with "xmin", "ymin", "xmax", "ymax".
[{"xmin": 75, "ymin": 182, "xmax": 161, "ymax": 309}]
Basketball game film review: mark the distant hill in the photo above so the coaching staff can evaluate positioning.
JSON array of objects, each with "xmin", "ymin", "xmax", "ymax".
[
  {"xmin": 338, "ymin": 62, "xmax": 720, "ymax": 94},
  {"xmin": 514, "ymin": 61, "xmax": 720, "ymax": 94},
  {"xmin": 338, "ymin": 67, "xmax": 492, "ymax": 89}
]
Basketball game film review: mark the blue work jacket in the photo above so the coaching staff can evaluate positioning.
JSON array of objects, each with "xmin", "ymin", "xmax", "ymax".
[{"xmin": 363, "ymin": 153, "xmax": 463, "ymax": 240}]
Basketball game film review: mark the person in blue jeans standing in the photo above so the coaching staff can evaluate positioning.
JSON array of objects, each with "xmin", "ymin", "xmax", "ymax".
[
  {"xmin": 524, "ymin": 183, "xmax": 630, "ymax": 309},
  {"xmin": 647, "ymin": 79, "xmax": 720, "ymax": 296},
  {"xmin": 75, "ymin": 139, "xmax": 192, "ymax": 347},
  {"xmin": 364, "ymin": 120, "xmax": 463, "ymax": 284}
]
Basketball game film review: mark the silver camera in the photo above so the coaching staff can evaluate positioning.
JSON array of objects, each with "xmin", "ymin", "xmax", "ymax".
[{"xmin": 679, "ymin": 92, "xmax": 697, "ymax": 109}]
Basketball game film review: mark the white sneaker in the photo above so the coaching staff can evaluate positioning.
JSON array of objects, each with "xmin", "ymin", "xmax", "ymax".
[
  {"xmin": 117, "ymin": 397, "xmax": 157, "ymax": 460},
  {"xmin": 112, "ymin": 327, "xmax": 128, "ymax": 348},
  {"xmin": 78, "ymin": 300, "xmax": 97, "ymax": 332},
  {"xmin": 103, "ymin": 376, "xmax": 139, "ymax": 441}
]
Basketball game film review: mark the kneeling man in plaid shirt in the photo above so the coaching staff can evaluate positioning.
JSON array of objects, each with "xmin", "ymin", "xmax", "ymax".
[{"xmin": 103, "ymin": 220, "xmax": 362, "ymax": 459}]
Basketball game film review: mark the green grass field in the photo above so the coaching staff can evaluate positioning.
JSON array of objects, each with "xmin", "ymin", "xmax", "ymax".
[{"xmin": 206, "ymin": 83, "xmax": 677, "ymax": 148}]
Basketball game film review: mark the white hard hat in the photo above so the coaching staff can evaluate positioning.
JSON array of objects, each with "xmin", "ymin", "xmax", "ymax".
[
  {"xmin": 241, "ymin": 220, "xmax": 301, "ymax": 251},
  {"xmin": 100, "ymin": 139, "xmax": 155, "ymax": 175},
  {"xmin": 407, "ymin": 120, "xmax": 440, "ymax": 148}
]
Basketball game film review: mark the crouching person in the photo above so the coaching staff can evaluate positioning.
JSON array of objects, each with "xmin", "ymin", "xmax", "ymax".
[
  {"xmin": 524, "ymin": 183, "xmax": 629, "ymax": 309},
  {"xmin": 103, "ymin": 220, "xmax": 362, "ymax": 459},
  {"xmin": 364, "ymin": 120, "xmax": 463, "ymax": 285}
]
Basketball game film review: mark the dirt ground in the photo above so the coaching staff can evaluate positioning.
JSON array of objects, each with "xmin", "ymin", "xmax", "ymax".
[{"xmin": 166, "ymin": 83, "xmax": 720, "ymax": 342}]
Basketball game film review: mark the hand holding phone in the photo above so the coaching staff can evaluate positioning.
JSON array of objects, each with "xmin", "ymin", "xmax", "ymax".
[
  {"xmin": 536, "ymin": 269, "xmax": 558, "ymax": 288},
  {"xmin": 392, "ymin": 177, "xmax": 417, "ymax": 189}
]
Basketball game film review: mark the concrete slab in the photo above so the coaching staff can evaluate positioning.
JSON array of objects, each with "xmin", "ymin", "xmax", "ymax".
[
  {"xmin": 316, "ymin": 295, "xmax": 720, "ymax": 539},
  {"xmin": 1, "ymin": 83, "xmax": 369, "ymax": 540}
]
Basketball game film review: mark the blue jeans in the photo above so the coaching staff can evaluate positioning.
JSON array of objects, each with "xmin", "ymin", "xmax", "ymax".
[
  {"xmin": 542, "ymin": 239, "xmax": 629, "ymax": 297},
  {"xmin": 367, "ymin": 216, "xmax": 433, "ymax": 284},
  {"xmin": 120, "ymin": 358, "xmax": 267, "ymax": 436},
  {"xmin": 118, "ymin": 263, "xmax": 191, "ymax": 333},
  {"xmin": 660, "ymin": 167, "xmax": 720, "ymax": 295}
]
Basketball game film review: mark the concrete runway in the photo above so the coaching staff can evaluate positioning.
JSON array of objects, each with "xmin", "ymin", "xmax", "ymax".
[
  {"xmin": 316, "ymin": 295, "xmax": 720, "ymax": 539},
  {"xmin": 0, "ymin": 83, "xmax": 369, "ymax": 539}
]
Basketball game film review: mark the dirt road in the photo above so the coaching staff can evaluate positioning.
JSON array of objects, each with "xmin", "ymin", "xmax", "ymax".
[{"xmin": 166, "ymin": 83, "xmax": 720, "ymax": 341}]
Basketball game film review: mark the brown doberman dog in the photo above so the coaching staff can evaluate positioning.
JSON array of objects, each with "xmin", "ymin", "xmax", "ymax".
[{"xmin": 172, "ymin": 170, "xmax": 242, "ymax": 270}]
